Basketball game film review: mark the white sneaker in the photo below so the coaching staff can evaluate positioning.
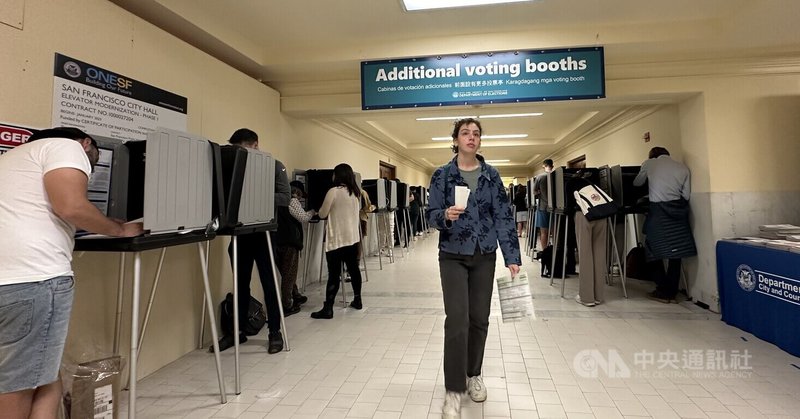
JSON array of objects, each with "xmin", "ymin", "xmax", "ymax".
[
  {"xmin": 575, "ymin": 295, "xmax": 596, "ymax": 307},
  {"xmin": 442, "ymin": 391, "xmax": 462, "ymax": 419},
  {"xmin": 467, "ymin": 375, "xmax": 487, "ymax": 402}
]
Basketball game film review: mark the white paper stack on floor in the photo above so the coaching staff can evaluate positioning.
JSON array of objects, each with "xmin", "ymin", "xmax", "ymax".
[{"xmin": 497, "ymin": 271, "xmax": 534, "ymax": 322}]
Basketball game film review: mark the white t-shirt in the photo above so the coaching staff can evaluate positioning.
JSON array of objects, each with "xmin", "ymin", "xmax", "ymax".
[
  {"xmin": 318, "ymin": 186, "xmax": 361, "ymax": 252},
  {"xmin": 0, "ymin": 138, "xmax": 92, "ymax": 285}
]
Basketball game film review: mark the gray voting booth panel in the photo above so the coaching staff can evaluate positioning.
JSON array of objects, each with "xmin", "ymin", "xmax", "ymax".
[
  {"xmin": 388, "ymin": 180, "xmax": 398, "ymax": 210},
  {"xmin": 362, "ymin": 179, "xmax": 388, "ymax": 211},
  {"xmin": 144, "ymin": 128, "xmax": 214, "ymax": 234},
  {"xmin": 546, "ymin": 171, "xmax": 556, "ymax": 211},
  {"xmin": 238, "ymin": 148, "xmax": 276, "ymax": 225}
]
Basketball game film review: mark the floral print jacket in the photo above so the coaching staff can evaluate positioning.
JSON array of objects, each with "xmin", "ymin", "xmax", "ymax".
[{"xmin": 427, "ymin": 155, "xmax": 521, "ymax": 267}]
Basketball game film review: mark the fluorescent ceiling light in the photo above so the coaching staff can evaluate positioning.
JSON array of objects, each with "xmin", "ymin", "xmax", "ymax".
[
  {"xmin": 402, "ymin": 0, "xmax": 533, "ymax": 11},
  {"xmin": 432, "ymin": 134, "xmax": 529, "ymax": 141},
  {"xmin": 417, "ymin": 113, "xmax": 541, "ymax": 121},
  {"xmin": 416, "ymin": 115, "xmax": 478, "ymax": 121},
  {"xmin": 485, "ymin": 159, "xmax": 510, "ymax": 163},
  {"xmin": 479, "ymin": 112, "xmax": 543, "ymax": 119}
]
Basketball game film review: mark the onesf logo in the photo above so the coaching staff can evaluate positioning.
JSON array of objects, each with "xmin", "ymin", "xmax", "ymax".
[
  {"xmin": 736, "ymin": 264, "xmax": 756, "ymax": 292},
  {"xmin": 63, "ymin": 61, "xmax": 81, "ymax": 78}
]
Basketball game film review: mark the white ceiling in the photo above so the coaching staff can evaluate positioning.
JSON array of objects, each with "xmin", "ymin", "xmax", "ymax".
[{"xmin": 111, "ymin": 0, "xmax": 800, "ymax": 178}]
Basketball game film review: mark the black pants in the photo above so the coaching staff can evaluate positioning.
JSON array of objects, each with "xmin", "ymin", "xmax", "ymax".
[
  {"xmin": 409, "ymin": 206, "xmax": 420, "ymax": 236},
  {"xmin": 228, "ymin": 232, "xmax": 281, "ymax": 334},
  {"xmin": 439, "ymin": 250, "xmax": 496, "ymax": 392},
  {"xmin": 650, "ymin": 258, "xmax": 682, "ymax": 298},
  {"xmin": 324, "ymin": 243, "xmax": 362, "ymax": 303}
]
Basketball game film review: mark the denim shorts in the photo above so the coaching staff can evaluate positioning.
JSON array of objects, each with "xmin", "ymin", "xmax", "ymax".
[
  {"xmin": 534, "ymin": 209, "xmax": 550, "ymax": 228},
  {"xmin": 0, "ymin": 276, "xmax": 74, "ymax": 393}
]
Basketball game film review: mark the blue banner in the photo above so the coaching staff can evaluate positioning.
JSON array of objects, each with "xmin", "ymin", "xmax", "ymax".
[{"xmin": 361, "ymin": 47, "xmax": 604, "ymax": 110}]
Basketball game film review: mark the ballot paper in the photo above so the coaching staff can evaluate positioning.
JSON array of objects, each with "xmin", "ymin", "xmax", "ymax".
[
  {"xmin": 497, "ymin": 272, "xmax": 535, "ymax": 322},
  {"xmin": 455, "ymin": 185, "xmax": 470, "ymax": 208}
]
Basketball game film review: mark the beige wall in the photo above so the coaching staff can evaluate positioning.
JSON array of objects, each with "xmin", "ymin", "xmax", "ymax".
[
  {"xmin": 282, "ymin": 118, "xmax": 431, "ymax": 186},
  {"xmin": 0, "ymin": 0, "xmax": 427, "ymax": 380},
  {"xmin": 552, "ymin": 105, "xmax": 684, "ymax": 169},
  {"xmin": 0, "ymin": 0, "xmax": 285, "ymax": 378}
]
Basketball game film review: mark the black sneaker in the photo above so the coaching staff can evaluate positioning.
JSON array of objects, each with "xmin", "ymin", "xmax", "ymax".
[
  {"xmin": 267, "ymin": 332, "xmax": 284, "ymax": 354},
  {"xmin": 349, "ymin": 296, "xmax": 362, "ymax": 310},
  {"xmin": 646, "ymin": 291, "xmax": 672, "ymax": 304},
  {"xmin": 284, "ymin": 303, "xmax": 301, "ymax": 317},
  {"xmin": 293, "ymin": 294, "xmax": 308, "ymax": 305}
]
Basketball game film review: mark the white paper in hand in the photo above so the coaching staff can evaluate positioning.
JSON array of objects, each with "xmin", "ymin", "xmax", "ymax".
[
  {"xmin": 454, "ymin": 185, "xmax": 470, "ymax": 208},
  {"xmin": 496, "ymin": 272, "xmax": 535, "ymax": 322}
]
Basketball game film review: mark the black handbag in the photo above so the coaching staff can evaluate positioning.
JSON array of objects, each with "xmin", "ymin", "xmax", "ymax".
[
  {"xmin": 219, "ymin": 292, "xmax": 266, "ymax": 336},
  {"xmin": 625, "ymin": 244, "xmax": 649, "ymax": 281}
]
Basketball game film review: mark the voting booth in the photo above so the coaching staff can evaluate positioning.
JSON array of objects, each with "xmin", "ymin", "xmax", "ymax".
[
  {"xmin": 304, "ymin": 169, "xmax": 335, "ymax": 212},
  {"xmin": 362, "ymin": 178, "xmax": 390, "ymax": 212},
  {"xmin": 609, "ymin": 165, "xmax": 648, "ymax": 213},
  {"xmin": 90, "ymin": 129, "xmax": 215, "ymax": 235},
  {"xmin": 75, "ymin": 128, "xmax": 227, "ymax": 418}
]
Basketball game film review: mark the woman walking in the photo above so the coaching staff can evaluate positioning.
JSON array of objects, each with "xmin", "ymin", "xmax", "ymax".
[{"xmin": 427, "ymin": 118, "xmax": 521, "ymax": 419}]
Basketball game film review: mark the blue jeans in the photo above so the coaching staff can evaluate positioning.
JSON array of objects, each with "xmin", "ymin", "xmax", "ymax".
[{"xmin": 0, "ymin": 276, "xmax": 74, "ymax": 393}]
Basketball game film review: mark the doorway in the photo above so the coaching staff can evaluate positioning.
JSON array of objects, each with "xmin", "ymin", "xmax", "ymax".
[
  {"xmin": 379, "ymin": 161, "xmax": 396, "ymax": 179},
  {"xmin": 567, "ymin": 155, "xmax": 586, "ymax": 169}
]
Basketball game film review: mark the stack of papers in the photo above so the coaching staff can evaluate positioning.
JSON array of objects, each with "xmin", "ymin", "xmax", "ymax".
[
  {"xmin": 758, "ymin": 224, "xmax": 800, "ymax": 239},
  {"xmin": 727, "ymin": 236, "xmax": 800, "ymax": 254},
  {"xmin": 497, "ymin": 272, "xmax": 535, "ymax": 322}
]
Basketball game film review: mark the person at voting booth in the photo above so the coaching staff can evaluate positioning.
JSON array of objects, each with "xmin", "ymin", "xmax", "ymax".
[
  {"xmin": 0, "ymin": 127, "xmax": 143, "ymax": 419},
  {"xmin": 570, "ymin": 173, "xmax": 617, "ymax": 306},
  {"xmin": 427, "ymin": 118, "xmax": 520, "ymax": 419},
  {"xmin": 220, "ymin": 128, "xmax": 290, "ymax": 354},
  {"xmin": 513, "ymin": 183, "xmax": 528, "ymax": 237},
  {"xmin": 275, "ymin": 181, "xmax": 315, "ymax": 315},
  {"xmin": 634, "ymin": 146, "xmax": 696, "ymax": 303},
  {"xmin": 533, "ymin": 159, "xmax": 554, "ymax": 251},
  {"xmin": 310, "ymin": 163, "xmax": 365, "ymax": 319},
  {"xmin": 409, "ymin": 187, "xmax": 421, "ymax": 237}
]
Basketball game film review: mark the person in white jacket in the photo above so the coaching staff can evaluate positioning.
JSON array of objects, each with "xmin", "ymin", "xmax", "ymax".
[{"xmin": 310, "ymin": 163, "xmax": 364, "ymax": 319}]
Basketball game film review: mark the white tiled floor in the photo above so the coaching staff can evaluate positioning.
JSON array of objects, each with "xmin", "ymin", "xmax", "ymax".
[{"xmin": 121, "ymin": 234, "xmax": 800, "ymax": 418}]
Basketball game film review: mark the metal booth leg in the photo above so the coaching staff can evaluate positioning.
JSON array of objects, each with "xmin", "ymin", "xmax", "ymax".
[
  {"xmin": 232, "ymin": 236, "xmax": 241, "ymax": 394},
  {"xmin": 197, "ymin": 243, "xmax": 228, "ymax": 404},
  {"xmin": 359, "ymin": 221, "xmax": 369, "ymax": 283},
  {"xmin": 128, "ymin": 252, "xmax": 142, "ymax": 419},
  {"xmin": 113, "ymin": 254, "xmax": 125, "ymax": 355},
  {"xmin": 136, "ymin": 248, "xmax": 167, "ymax": 362},
  {"xmin": 560, "ymin": 215, "xmax": 570, "ymax": 298},
  {"xmin": 340, "ymin": 262, "xmax": 349, "ymax": 307},
  {"xmin": 198, "ymin": 241, "xmax": 210, "ymax": 349},
  {"xmin": 550, "ymin": 214, "xmax": 561, "ymax": 286},
  {"xmin": 607, "ymin": 217, "xmax": 628, "ymax": 298},
  {"xmin": 266, "ymin": 233, "xmax": 291, "ymax": 352}
]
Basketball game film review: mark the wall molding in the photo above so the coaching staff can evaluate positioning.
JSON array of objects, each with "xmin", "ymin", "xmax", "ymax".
[
  {"xmin": 311, "ymin": 119, "xmax": 432, "ymax": 174},
  {"xmin": 608, "ymin": 54, "xmax": 800, "ymax": 81}
]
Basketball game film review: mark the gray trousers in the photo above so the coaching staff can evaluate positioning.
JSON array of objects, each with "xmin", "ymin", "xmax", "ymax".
[
  {"xmin": 575, "ymin": 212, "xmax": 608, "ymax": 303},
  {"xmin": 439, "ymin": 250, "xmax": 496, "ymax": 392}
]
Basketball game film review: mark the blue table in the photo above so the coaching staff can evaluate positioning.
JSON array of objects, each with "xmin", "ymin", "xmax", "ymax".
[{"xmin": 716, "ymin": 240, "xmax": 800, "ymax": 357}]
